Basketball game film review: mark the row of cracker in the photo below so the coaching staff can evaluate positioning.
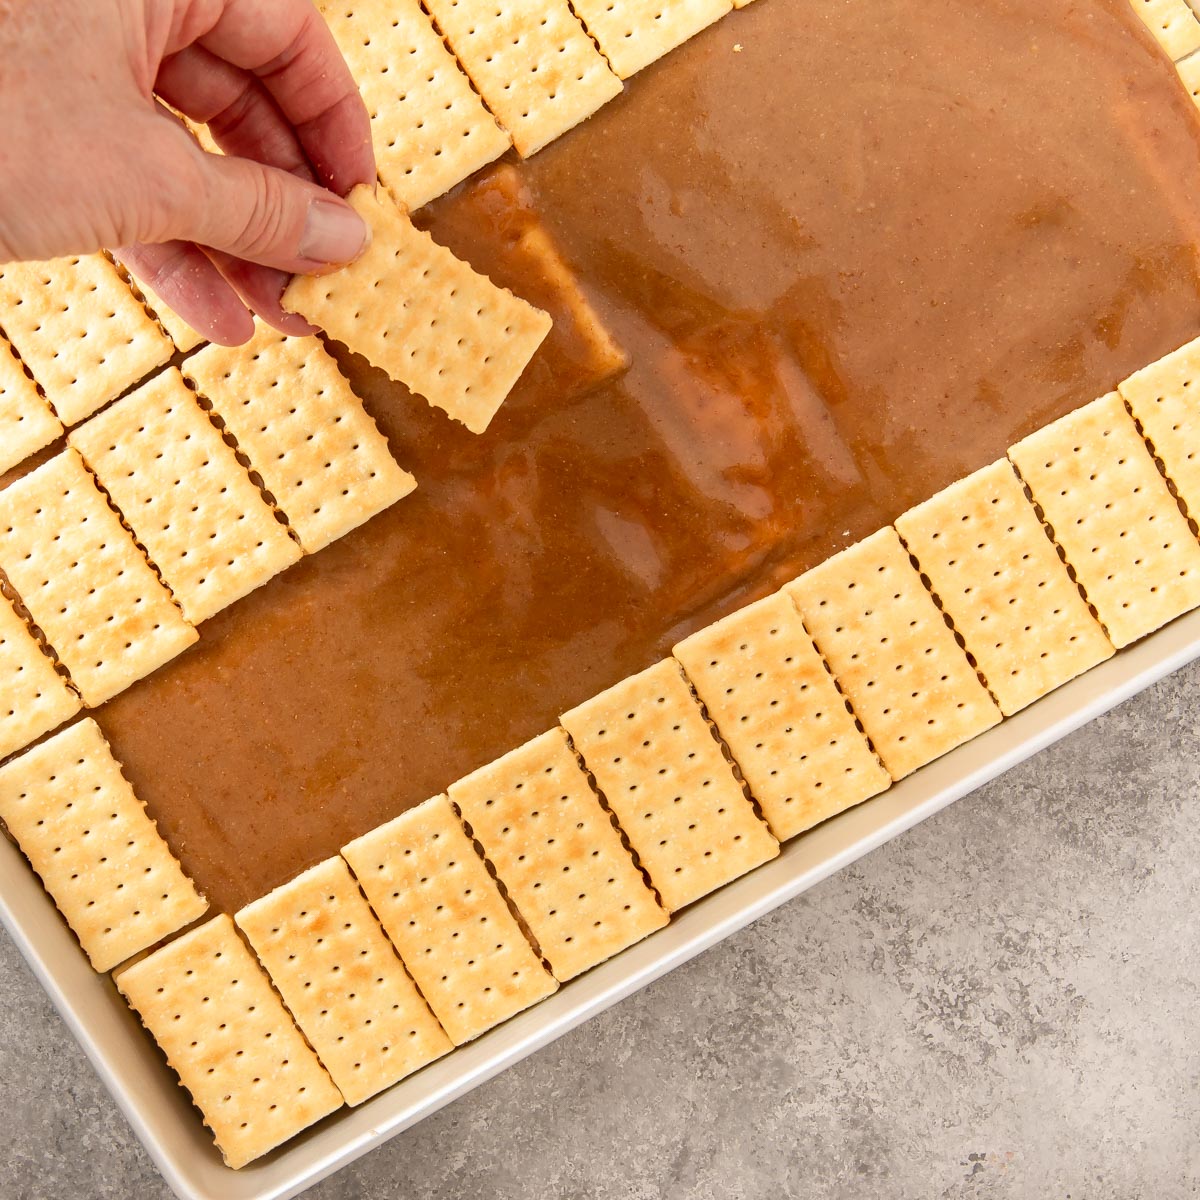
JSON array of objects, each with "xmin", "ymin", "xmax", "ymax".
[
  {"xmin": 313, "ymin": 0, "xmax": 752, "ymax": 216},
  {"xmin": 0, "ymin": 252, "xmax": 207, "ymax": 477},
  {"xmin": 101, "ymin": 333, "xmax": 1200, "ymax": 1169},
  {"xmin": 0, "ymin": 324, "xmax": 415, "ymax": 763}
]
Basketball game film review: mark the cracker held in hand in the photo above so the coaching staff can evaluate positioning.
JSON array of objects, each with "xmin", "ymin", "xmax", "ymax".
[
  {"xmin": 572, "ymin": 0, "xmax": 731, "ymax": 79},
  {"xmin": 788, "ymin": 528, "xmax": 1001, "ymax": 780},
  {"xmin": 70, "ymin": 368, "xmax": 301, "ymax": 624},
  {"xmin": 0, "ymin": 254, "xmax": 173, "ymax": 426},
  {"xmin": 116, "ymin": 914, "xmax": 344, "ymax": 1169},
  {"xmin": 317, "ymin": 0, "xmax": 510, "ymax": 210},
  {"xmin": 0, "ymin": 335, "xmax": 61, "ymax": 476},
  {"xmin": 0, "ymin": 589, "xmax": 79, "ymax": 762},
  {"xmin": 284, "ymin": 186, "xmax": 552, "ymax": 435},
  {"xmin": 561, "ymin": 659, "xmax": 779, "ymax": 913},
  {"xmin": 1009, "ymin": 391, "xmax": 1200, "ymax": 649},
  {"xmin": 450, "ymin": 727, "xmax": 667, "ymax": 982},
  {"xmin": 897, "ymin": 460, "xmax": 1113, "ymax": 716},
  {"xmin": 0, "ymin": 448, "xmax": 197, "ymax": 705},
  {"xmin": 0, "ymin": 718, "xmax": 206, "ymax": 972},
  {"xmin": 674, "ymin": 590, "xmax": 890, "ymax": 842},
  {"xmin": 1119, "ymin": 336, "xmax": 1200, "ymax": 522},
  {"xmin": 237, "ymin": 857, "xmax": 451, "ymax": 1106},
  {"xmin": 423, "ymin": 0, "xmax": 622, "ymax": 156},
  {"xmin": 342, "ymin": 794, "xmax": 557, "ymax": 1045},
  {"xmin": 184, "ymin": 325, "xmax": 415, "ymax": 554}
]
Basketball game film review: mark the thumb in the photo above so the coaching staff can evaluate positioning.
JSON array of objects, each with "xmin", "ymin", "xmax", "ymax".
[{"xmin": 157, "ymin": 135, "xmax": 371, "ymax": 274}]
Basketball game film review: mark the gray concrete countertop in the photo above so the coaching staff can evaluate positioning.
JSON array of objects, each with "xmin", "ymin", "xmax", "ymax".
[{"xmin": 3, "ymin": 663, "xmax": 1198, "ymax": 1200}]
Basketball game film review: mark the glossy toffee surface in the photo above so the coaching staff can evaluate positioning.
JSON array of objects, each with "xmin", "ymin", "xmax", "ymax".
[{"xmin": 97, "ymin": 0, "xmax": 1200, "ymax": 912}]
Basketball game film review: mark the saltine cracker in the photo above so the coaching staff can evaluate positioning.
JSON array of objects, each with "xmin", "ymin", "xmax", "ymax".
[
  {"xmin": 342, "ymin": 795, "xmax": 557, "ymax": 1045},
  {"xmin": 0, "ymin": 448, "xmax": 197, "ymax": 705},
  {"xmin": 896, "ymin": 460, "xmax": 1113, "ymax": 715},
  {"xmin": 561, "ymin": 659, "xmax": 779, "ymax": 913},
  {"xmin": 116, "ymin": 914, "xmax": 343, "ymax": 1169},
  {"xmin": 70, "ymin": 368, "xmax": 301, "ymax": 624},
  {"xmin": 0, "ymin": 718, "xmax": 206, "ymax": 971},
  {"xmin": 184, "ymin": 326, "xmax": 415, "ymax": 554},
  {"xmin": 450, "ymin": 727, "xmax": 667, "ymax": 981},
  {"xmin": 674, "ymin": 590, "xmax": 890, "ymax": 841},
  {"xmin": 284, "ymin": 186, "xmax": 551, "ymax": 435},
  {"xmin": 1009, "ymin": 392, "xmax": 1200, "ymax": 648},
  {"xmin": 237, "ymin": 856, "xmax": 451, "ymax": 1106},
  {"xmin": 787, "ymin": 528, "xmax": 1001, "ymax": 779}
]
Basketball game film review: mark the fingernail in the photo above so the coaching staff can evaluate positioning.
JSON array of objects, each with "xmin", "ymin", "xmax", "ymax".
[{"xmin": 299, "ymin": 199, "xmax": 369, "ymax": 266}]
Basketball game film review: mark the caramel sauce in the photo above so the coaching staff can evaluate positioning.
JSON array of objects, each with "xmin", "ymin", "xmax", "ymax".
[{"xmin": 98, "ymin": 0, "xmax": 1200, "ymax": 913}]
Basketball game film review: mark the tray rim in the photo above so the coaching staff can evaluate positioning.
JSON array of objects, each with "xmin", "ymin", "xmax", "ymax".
[{"xmin": 4, "ymin": 608, "xmax": 1200, "ymax": 1200}]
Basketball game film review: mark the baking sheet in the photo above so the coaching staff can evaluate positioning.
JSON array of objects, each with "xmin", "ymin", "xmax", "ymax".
[{"xmin": 4, "ymin": 607, "xmax": 1200, "ymax": 1200}]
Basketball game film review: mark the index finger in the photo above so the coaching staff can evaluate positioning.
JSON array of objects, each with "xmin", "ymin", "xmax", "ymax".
[{"xmin": 193, "ymin": 0, "xmax": 374, "ymax": 195}]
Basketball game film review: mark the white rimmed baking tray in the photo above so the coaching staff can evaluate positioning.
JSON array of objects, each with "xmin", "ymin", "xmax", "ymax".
[{"xmin": 4, "ymin": 608, "xmax": 1200, "ymax": 1200}]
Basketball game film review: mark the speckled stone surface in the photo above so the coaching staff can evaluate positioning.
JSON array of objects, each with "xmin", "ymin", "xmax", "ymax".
[{"xmin": 2, "ymin": 663, "xmax": 1199, "ymax": 1200}]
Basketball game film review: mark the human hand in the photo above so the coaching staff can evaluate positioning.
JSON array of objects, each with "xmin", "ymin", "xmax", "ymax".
[{"xmin": 0, "ymin": 0, "xmax": 375, "ymax": 345}]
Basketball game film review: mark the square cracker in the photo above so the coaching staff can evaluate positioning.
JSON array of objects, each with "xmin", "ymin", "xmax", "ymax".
[
  {"xmin": 449, "ymin": 727, "xmax": 667, "ymax": 982},
  {"xmin": 116, "ymin": 914, "xmax": 344, "ymax": 1169},
  {"xmin": 560, "ymin": 659, "xmax": 779, "ymax": 913},
  {"xmin": 1119, "ymin": 335, "xmax": 1200, "ymax": 521},
  {"xmin": 674, "ymin": 590, "xmax": 890, "ymax": 842},
  {"xmin": 342, "ymin": 795, "xmax": 557, "ymax": 1045},
  {"xmin": 0, "ymin": 336, "xmax": 61, "ymax": 476},
  {"xmin": 787, "ymin": 528, "xmax": 1001, "ymax": 780},
  {"xmin": 423, "ymin": 0, "xmax": 622, "ymax": 157},
  {"xmin": 571, "ymin": 0, "xmax": 731, "ymax": 79},
  {"xmin": 1130, "ymin": 0, "xmax": 1200, "ymax": 61},
  {"xmin": 236, "ymin": 857, "xmax": 451, "ymax": 1106},
  {"xmin": 1010, "ymin": 393, "xmax": 1200, "ymax": 648},
  {"xmin": 0, "ymin": 718, "xmax": 207, "ymax": 971},
  {"xmin": 0, "ymin": 589, "xmax": 80, "ymax": 762},
  {"xmin": 284, "ymin": 186, "xmax": 552, "ymax": 434},
  {"xmin": 184, "ymin": 325, "xmax": 416, "ymax": 554},
  {"xmin": 897, "ymin": 460, "xmax": 1114, "ymax": 716},
  {"xmin": 0, "ymin": 448, "xmax": 197, "ymax": 706},
  {"xmin": 70, "ymin": 368, "xmax": 300, "ymax": 624},
  {"xmin": 317, "ymin": 0, "xmax": 510, "ymax": 210},
  {"xmin": 0, "ymin": 254, "xmax": 173, "ymax": 426}
]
